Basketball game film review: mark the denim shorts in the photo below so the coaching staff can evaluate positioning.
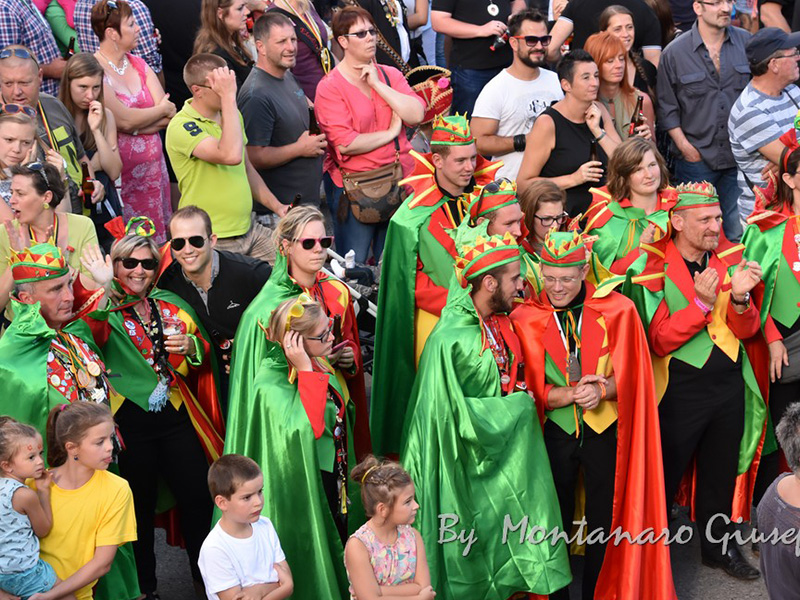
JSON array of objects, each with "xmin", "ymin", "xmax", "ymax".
[{"xmin": 0, "ymin": 559, "xmax": 58, "ymax": 598}]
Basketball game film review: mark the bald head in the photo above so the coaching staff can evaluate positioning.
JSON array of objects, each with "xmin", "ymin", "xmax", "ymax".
[{"xmin": 0, "ymin": 46, "xmax": 41, "ymax": 106}]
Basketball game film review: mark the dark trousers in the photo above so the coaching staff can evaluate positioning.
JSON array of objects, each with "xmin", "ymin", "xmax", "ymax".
[
  {"xmin": 753, "ymin": 378, "xmax": 800, "ymax": 505},
  {"xmin": 543, "ymin": 420, "xmax": 617, "ymax": 600},
  {"xmin": 450, "ymin": 65, "xmax": 503, "ymax": 116},
  {"xmin": 116, "ymin": 400, "xmax": 212, "ymax": 593},
  {"xmin": 659, "ymin": 369, "xmax": 745, "ymax": 557}
]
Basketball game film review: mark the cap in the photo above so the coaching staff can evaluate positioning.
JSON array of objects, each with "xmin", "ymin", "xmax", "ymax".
[{"xmin": 746, "ymin": 27, "xmax": 800, "ymax": 65}]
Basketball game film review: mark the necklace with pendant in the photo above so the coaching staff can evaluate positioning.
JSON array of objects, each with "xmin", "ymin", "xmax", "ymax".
[
  {"xmin": 487, "ymin": 1, "xmax": 499, "ymax": 16},
  {"xmin": 99, "ymin": 51, "xmax": 129, "ymax": 76}
]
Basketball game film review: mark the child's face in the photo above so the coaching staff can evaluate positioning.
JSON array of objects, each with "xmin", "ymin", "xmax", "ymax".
[
  {"xmin": 72, "ymin": 421, "xmax": 115, "ymax": 471},
  {"xmin": 220, "ymin": 475, "xmax": 264, "ymax": 524},
  {"xmin": 4, "ymin": 435, "xmax": 45, "ymax": 481},
  {"xmin": 390, "ymin": 483, "xmax": 418, "ymax": 526}
]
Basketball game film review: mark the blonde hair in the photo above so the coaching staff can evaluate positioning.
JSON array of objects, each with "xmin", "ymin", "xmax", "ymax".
[
  {"xmin": 266, "ymin": 296, "xmax": 325, "ymax": 346},
  {"xmin": 0, "ymin": 418, "xmax": 39, "ymax": 468},
  {"xmin": 272, "ymin": 205, "xmax": 325, "ymax": 250},
  {"xmin": 0, "ymin": 113, "xmax": 38, "ymax": 180},
  {"xmin": 350, "ymin": 455, "xmax": 413, "ymax": 518},
  {"xmin": 110, "ymin": 234, "xmax": 160, "ymax": 264}
]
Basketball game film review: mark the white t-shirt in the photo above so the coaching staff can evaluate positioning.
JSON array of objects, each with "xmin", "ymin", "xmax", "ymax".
[
  {"xmin": 472, "ymin": 68, "xmax": 564, "ymax": 180},
  {"xmin": 198, "ymin": 517, "xmax": 286, "ymax": 600}
]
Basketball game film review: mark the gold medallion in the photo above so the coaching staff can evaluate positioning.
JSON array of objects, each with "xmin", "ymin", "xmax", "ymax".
[{"xmin": 86, "ymin": 361, "xmax": 102, "ymax": 377}]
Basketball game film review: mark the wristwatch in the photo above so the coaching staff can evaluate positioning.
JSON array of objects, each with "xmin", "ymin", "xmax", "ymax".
[{"xmin": 730, "ymin": 292, "xmax": 750, "ymax": 307}]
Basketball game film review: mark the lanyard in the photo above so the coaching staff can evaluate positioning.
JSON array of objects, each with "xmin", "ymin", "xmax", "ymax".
[
  {"xmin": 280, "ymin": 1, "xmax": 332, "ymax": 73},
  {"xmin": 29, "ymin": 212, "xmax": 58, "ymax": 245}
]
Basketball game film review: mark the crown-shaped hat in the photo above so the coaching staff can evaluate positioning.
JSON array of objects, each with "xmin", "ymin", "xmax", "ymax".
[
  {"xmin": 456, "ymin": 230, "xmax": 520, "ymax": 281},
  {"xmin": 9, "ymin": 243, "xmax": 69, "ymax": 284},
  {"xmin": 467, "ymin": 178, "xmax": 518, "ymax": 220},
  {"xmin": 431, "ymin": 114, "xmax": 473, "ymax": 146},
  {"xmin": 407, "ymin": 66, "xmax": 453, "ymax": 125},
  {"xmin": 673, "ymin": 181, "xmax": 719, "ymax": 211},
  {"xmin": 540, "ymin": 230, "xmax": 588, "ymax": 267}
]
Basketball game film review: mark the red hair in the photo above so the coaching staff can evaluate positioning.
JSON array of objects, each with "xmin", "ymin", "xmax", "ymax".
[{"xmin": 585, "ymin": 31, "xmax": 636, "ymax": 112}]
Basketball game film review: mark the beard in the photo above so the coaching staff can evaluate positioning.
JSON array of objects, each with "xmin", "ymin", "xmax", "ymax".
[
  {"xmin": 488, "ymin": 284, "xmax": 515, "ymax": 315},
  {"xmin": 518, "ymin": 50, "xmax": 545, "ymax": 69}
]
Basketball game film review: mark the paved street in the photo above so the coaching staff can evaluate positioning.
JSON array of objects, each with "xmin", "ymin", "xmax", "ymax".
[{"xmin": 155, "ymin": 508, "xmax": 769, "ymax": 599}]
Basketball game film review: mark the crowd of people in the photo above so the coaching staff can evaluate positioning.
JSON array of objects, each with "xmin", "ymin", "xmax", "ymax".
[{"xmin": 1, "ymin": 0, "xmax": 800, "ymax": 599}]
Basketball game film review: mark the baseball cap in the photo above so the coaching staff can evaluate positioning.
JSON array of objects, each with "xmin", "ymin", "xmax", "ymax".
[{"xmin": 746, "ymin": 27, "xmax": 800, "ymax": 65}]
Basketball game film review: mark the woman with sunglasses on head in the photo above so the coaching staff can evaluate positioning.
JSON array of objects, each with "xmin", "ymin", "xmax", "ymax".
[
  {"xmin": 81, "ymin": 217, "xmax": 225, "ymax": 600},
  {"xmin": 315, "ymin": 5, "xmax": 425, "ymax": 264},
  {"xmin": 92, "ymin": 0, "xmax": 174, "ymax": 244},
  {"xmin": 581, "ymin": 137, "xmax": 676, "ymax": 275},
  {"xmin": 584, "ymin": 31, "xmax": 655, "ymax": 142},
  {"xmin": 59, "ymin": 52, "xmax": 124, "ymax": 252},
  {"xmin": 225, "ymin": 294, "xmax": 364, "ymax": 600},
  {"xmin": 228, "ymin": 207, "xmax": 371, "ymax": 479},
  {"xmin": 0, "ymin": 161, "xmax": 99, "ymax": 315},
  {"xmin": 194, "ymin": 0, "xmax": 254, "ymax": 89}
]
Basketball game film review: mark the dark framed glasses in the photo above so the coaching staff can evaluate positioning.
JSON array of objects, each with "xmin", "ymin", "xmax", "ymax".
[
  {"xmin": 297, "ymin": 236, "xmax": 333, "ymax": 250},
  {"xmin": 24, "ymin": 161, "xmax": 49, "ymax": 186},
  {"xmin": 0, "ymin": 48, "xmax": 39, "ymax": 66},
  {"xmin": 342, "ymin": 28, "xmax": 377, "ymax": 39},
  {"xmin": 1, "ymin": 103, "xmax": 36, "ymax": 119},
  {"xmin": 510, "ymin": 35, "xmax": 552, "ymax": 48},
  {"xmin": 306, "ymin": 316, "xmax": 334, "ymax": 341},
  {"xmin": 117, "ymin": 257, "xmax": 158, "ymax": 271},
  {"xmin": 171, "ymin": 236, "xmax": 207, "ymax": 251},
  {"xmin": 534, "ymin": 212, "xmax": 569, "ymax": 227}
]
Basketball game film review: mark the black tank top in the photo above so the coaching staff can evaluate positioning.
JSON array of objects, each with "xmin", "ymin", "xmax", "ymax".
[{"xmin": 540, "ymin": 106, "xmax": 608, "ymax": 216}]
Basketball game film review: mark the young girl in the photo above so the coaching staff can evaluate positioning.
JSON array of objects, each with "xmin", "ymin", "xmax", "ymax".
[
  {"xmin": 0, "ymin": 418, "xmax": 73, "ymax": 600},
  {"xmin": 27, "ymin": 403, "xmax": 137, "ymax": 600},
  {"xmin": 345, "ymin": 456, "xmax": 435, "ymax": 600}
]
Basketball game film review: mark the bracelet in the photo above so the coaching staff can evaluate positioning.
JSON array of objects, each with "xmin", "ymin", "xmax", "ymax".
[
  {"xmin": 594, "ymin": 130, "xmax": 606, "ymax": 142},
  {"xmin": 694, "ymin": 297, "xmax": 713, "ymax": 314},
  {"xmin": 596, "ymin": 381, "xmax": 606, "ymax": 400},
  {"xmin": 513, "ymin": 133, "xmax": 527, "ymax": 153},
  {"xmin": 730, "ymin": 291, "xmax": 751, "ymax": 307}
]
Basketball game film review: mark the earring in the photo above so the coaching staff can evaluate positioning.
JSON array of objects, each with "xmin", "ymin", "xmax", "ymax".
[
  {"xmin": 43, "ymin": 202, "xmax": 50, "ymax": 210},
  {"xmin": 73, "ymin": 455, "xmax": 78, "ymax": 461}
]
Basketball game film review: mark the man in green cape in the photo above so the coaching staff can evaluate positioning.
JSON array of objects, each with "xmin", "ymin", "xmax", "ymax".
[
  {"xmin": 0, "ymin": 243, "xmax": 139, "ymax": 600},
  {"xmin": 401, "ymin": 223, "xmax": 571, "ymax": 599},
  {"xmin": 628, "ymin": 182, "xmax": 768, "ymax": 580},
  {"xmin": 372, "ymin": 114, "xmax": 502, "ymax": 456}
]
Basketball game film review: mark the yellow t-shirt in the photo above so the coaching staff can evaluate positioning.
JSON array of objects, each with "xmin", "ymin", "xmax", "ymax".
[
  {"xmin": 166, "ymin": 99, "xmax": 252, "ymax": 238},
  {"xmin": 38, "ymin": 470, "xmax": 137, "ymax": 600}
]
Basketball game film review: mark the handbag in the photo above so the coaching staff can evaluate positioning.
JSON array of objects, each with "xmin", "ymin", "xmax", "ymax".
[{"xmin": 340, "ymin": 67, "xmax": 404, "ymax": 224}]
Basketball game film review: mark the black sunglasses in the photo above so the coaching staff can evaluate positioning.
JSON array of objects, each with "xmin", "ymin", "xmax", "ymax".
[
  {"xmin": 24, "ymin": 161, "xmax": 49, "ymax": 186},
  {"xmin": 297, "ymin": 236, "xmax": 334, "ymax": 250},
  {"xmin": 472, "ymin": 177, "xmax": 513, "ymax": 223},
  {"xmin": 0, "ymin": 48, "xmax": 39, "ymax": 67},
  {"xmin": 510, "ymin": 35, "xmax": 552, "ymax": 48},
  {"xmin": 171, "ymin": 236, "xmax": 207, "ymax": 251},
  {"xmin": 343, "ymin": 28, "xmax": 377, "ymax": 39},
  {"xmin": 1, "ymin": 103, "xmax": 37, "ymax": 119},
  {"xmin": 117, "ymin": 257, "xmax": 158, "ymax": 270}
]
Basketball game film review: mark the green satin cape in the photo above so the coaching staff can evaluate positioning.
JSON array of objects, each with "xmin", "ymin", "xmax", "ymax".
[{"xmin": 401, "ymin": 280, "xmax": 571, "ymax": 598}]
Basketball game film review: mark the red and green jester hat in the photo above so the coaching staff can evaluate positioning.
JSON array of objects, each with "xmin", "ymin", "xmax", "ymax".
[{"xmin": 371, "ymin": 113, "xmax": 501, "ymax": 455}]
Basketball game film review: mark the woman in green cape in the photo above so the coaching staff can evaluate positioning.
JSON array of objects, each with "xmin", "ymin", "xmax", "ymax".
[{"xmin": 225, "ymin": 294, "xmax": 364, "ymax": 600}]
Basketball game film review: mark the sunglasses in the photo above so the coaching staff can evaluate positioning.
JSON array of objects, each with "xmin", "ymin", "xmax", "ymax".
[
  {"xmin": 171, "ymin": 235, "xmax": 207, "ymax": 251},
  {"xmin": 117, "ymin": 257, "xmax": 158, "ymax": 270},
  {"xmin": 24, "ymin": 161, "xmax": 49, "ymax": 186},
  {"xmin": 343, "ymin": 28, "xmax": 377, "ymax": 39},
  {"xmin": 1, "ymin": 103, "xmax": 36, "ymax": 119},
  {"xmin": 0, "ymin": 48, "xmax": 39, "ymax": 66},
  {"xmin": 306, "ymin": 316, "xmax": 334, "ymax": 341},
  {"xmin": 472, "ymin": 177, "xmax": 513, "ymax": 222},
  {"xmin": 510, "ymin": 35, "xmax": 552, "ymax": 48},
  {"xmin": 534, "ymin": 212, "xmax": 569, "ymax": 227},
  {"xmin": 297, "ymin": 236, "xmax": 333, "ymax": 250}
]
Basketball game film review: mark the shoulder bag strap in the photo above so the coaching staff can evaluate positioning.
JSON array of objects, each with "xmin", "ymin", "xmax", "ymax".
[{"xmin": 378, "ymin": 66, "xmax": 401, "ymax": 156}]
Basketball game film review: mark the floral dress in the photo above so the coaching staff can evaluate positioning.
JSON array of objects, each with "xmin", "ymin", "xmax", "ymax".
[
  {"xmin": 106, "ymin": 54, "xmax": 171, "ymax": 243},
  {"xmin": 347, "ymin": 523, "xmax": 417, "ymax": 599}
]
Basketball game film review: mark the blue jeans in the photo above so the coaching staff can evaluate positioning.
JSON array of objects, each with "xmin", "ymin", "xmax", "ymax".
[
  {"xmin": 436, "ymin": 32, "xmax": 447, "ymax": 67},
  {"xmin": 450, "ymin": 65, "xmax": 503, "ymax": 116},
  {"xmin": 324, "ymin": 173, "xmax": 388, "ymax": 264},
  {"xmin": 673, "ymin": 159, "xmax": 743, "ymax": 242}
]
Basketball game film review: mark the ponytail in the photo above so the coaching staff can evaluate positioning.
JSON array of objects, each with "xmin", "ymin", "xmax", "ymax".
[{"xmin": 46, "ymin": 403, "xmax": 113, "ymax": 467}]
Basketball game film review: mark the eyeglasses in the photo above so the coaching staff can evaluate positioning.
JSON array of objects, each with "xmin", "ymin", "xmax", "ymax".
[
  {"xmin": 306, "ymin": 316, "xmax": 334, "ymax": 341},
  {"xmin": 171, "ymin": 236, "xmax": 207, "ymax": 251},
  {"xmin": 773, "ymin": 50, "xmax": 800, "ymax": 60},
  {"xmin": 342, "ymin": 28, "xmax": 376, "ymax": 39},
  {"xmin": 472, "ymin": 177, "xmax": 513, "ymax": 223},
  {"xmin": 534, "ymin": 212, "xmax": 569, "ymax": 227},
  {"xmin": 296, "ymin": 236, "xmax": 334, "ymax": 250},
  {"xmin": 0, "ymin": 47, "xmax": 39, "ymax": 67},
  {"xmin": 510, "ymin": 35, "xmax": 552, "ymax": 48},
  {"xmin": 102, "ymin": 0, "xmax": 120, "ymax": 31},
  {"xmin": 24, "ymin": 161, "xmax": 49, "ymax": 186},
  {"xmin": 697, "ymin": 0, "xmax": 733, "ymax": 6},
  {"xmin": 1, "ymin": 103, "xmax": 36, "ymax": 118},
  {"xmin": 543, "ymin": 275, "xmax": 580, "ymax": 286},
  {"xmin": 117, "ymin": 257, "xmax": 158, "ymax": 270}
]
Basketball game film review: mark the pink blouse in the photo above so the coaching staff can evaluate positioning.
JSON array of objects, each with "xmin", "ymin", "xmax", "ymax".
[{"xmin": 315, "ymin": 65, "xmax": 424, "ymax": 187}]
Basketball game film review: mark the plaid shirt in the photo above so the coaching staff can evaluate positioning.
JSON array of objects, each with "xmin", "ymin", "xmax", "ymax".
[
  {"xmin": 74, "ymin": 0, "xmax": 162, "ymax": 73},
  {"xmin": 0, "ymin": 0, "xmax": 61, "ymax": 95}
]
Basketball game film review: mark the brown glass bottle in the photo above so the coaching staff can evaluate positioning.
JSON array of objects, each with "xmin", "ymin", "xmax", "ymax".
[
  {"xmin": 308, "ymin": 107, "xmax": 320, "ymax": 136},
  {"xmin": 80, "ymin": 163, "xmax": 94, "ymax": 208},
  {"xmin": 628, "ymin": 95, "xmax": 644, "ymax": 136}
]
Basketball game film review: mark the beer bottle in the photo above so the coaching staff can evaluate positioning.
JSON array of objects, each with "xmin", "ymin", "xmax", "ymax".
[
  {"xmin": 308, "ymin": 107, "xmax": 320, "ymax": 136},
  {"xmin": 80, "ymin": 163, "xmax": 94, "ymax": 208},
  {"xmin": 66, "ymin": 37, "xmax": 76, "ymax": 58},
  {"xmin": 589, "ymin": 138, "xmax": 598, "ymax": 163},
  {"xmin": 628, "ymin": 95, "xmax": 644, "ymax": 136}
]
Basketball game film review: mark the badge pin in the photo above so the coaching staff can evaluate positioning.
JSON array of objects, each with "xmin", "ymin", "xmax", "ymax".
[{"xmin": 487, "ymin": 2, "xmax": 499, "ymax": 15}]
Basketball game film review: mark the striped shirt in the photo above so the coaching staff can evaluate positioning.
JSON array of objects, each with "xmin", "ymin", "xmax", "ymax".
[{"xmin": 728, "ymin": 82, "xmax": 800, "ymax": 218}]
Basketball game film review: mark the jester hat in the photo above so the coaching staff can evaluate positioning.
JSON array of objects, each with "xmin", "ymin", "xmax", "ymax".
[
  {"xmin": 430, "ymin": 113, "xmax": 473, "ymax": 146},
  {"xmin": 539, "ymin": 230, "xmax": 588, "ymax": 268},
  {"xmin": 406, "ymin": 65, "xmax": 453, "ymax": 125},
  {"xmin": 10, "ymin": 243, "xmax": 69, "ymax": 283},
  {"xmin": 455, "ymin": 220, "xmax": 520, "ymax": 282},
  {"xmin": 104, "ymin": 216, "xmax": 157, "ymax": 241},
  {"xmin": 672, "ymin": 182, "xmax": 720, "ymax": 212},
  {"xmin": 468, "ymin": 178, "xmax": 519, "ymax": 221}
]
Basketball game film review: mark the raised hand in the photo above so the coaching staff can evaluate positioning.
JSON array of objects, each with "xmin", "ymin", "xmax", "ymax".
[
  {"xmin": 730, "ymin": 259, "xmax": 762, "ymax": 298},
  {"xmin": 283, "ymin": 330, "xmax": 312, "ymax": 372},
  {"xmin": 693, "ymin": 267, "xmax": 719, "ymax": 308},
  {"xmin": 80, "ymin": 244, "xmax": 114, "ymax": 287},
  {"xmin": 87, "ymin": 100, "xmax": 104, "ymax": 132}
]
